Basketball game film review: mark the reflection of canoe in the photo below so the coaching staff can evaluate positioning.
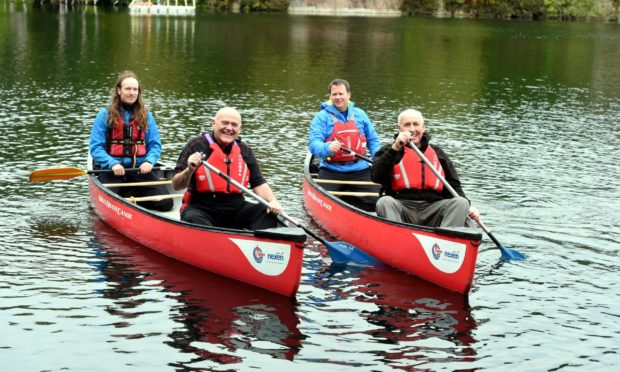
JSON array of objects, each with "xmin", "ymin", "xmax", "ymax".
[
  {"xmin": 303, "ymin": 153, "xmax": 482, "ymax": 294},
  {"xmin": 347, "ymin": 267, "xmax": 476, "ymax": 346},
  {"xmin": 91, "ymin": 218, "xmax": 302, "ymax": 361},
  {"xmin": 88, "ymin": 168, "xmax": 306, "ymax": 297}
]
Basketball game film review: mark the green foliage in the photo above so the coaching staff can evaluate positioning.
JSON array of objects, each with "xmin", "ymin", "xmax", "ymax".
[
  {"xmin": 238, "ymin": 0, "xmax": 289, "ymax": 12},
  {"xmin": 401, "ymin": 0, "xmax": 438, "ymax": 15},
  {"xmin": 435, "ymin": 0, "xmax": 618, "ymax": 20},
  {"xmin": 198, "ymin": 0, "xmax": 288, "ymax": 12}
]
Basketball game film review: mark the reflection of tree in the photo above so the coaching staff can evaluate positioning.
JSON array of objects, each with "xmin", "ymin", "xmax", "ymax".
[
  {"xmin": 89, "ymin": 217, "xmax": 304, "ymax": 365},
  {"xmin": 31, "ymin": 218, "xmax": 80, "ymax": 242}
]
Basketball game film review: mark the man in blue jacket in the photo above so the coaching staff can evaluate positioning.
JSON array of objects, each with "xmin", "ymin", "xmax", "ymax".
[
  {"xmin": 308, "ymin": 79, "xmax": 381, "ymax": 212},
  {"xmin": 89, "ymin": 71, "xmax": 172, "ymax": 212}
]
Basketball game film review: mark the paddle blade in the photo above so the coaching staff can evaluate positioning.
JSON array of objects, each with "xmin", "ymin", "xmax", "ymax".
[
  {"xmin": 325, "ymin": 241, "xmax": 380, "ymax": 265},
  {"xmin": 477, "ymin": 222, "xmax": 526, "ymax": 262},
  {"xmin": 29, "ymin": 167, "xmax": 88, "ymax": 182},
  {"xmin": 499, "ymin": 245, "xmax": 527, "ymax": 261}
]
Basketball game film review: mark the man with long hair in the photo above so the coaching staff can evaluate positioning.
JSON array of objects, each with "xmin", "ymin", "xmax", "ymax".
[{"xmin": 89, "ymin": 71, "xmax": 172, "ymax": 212}]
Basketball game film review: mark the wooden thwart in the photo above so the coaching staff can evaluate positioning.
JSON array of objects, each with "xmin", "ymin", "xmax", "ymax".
[
  {"xmin": 314, "ymin": 179, "xmax": 379, "ymax": 186},
  {"xmin": 125, "ymin": 194, "xmax": 183, "ymax": 203},
  {"xmin": 329, "ymin": 191, "xmax": 380, "ymax": 197},
  {"xmin": 104, "ymin": 180, "xmax": 172, "ymax": 187}
]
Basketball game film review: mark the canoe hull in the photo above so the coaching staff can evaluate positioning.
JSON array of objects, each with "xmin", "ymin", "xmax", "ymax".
[
  {"xmin": 303, "ymin": 154, "xmax": 482, "ymax": 294},
  {"xmin": 89, "ymin": 174, "xmax": 305, "ymax": 297}
]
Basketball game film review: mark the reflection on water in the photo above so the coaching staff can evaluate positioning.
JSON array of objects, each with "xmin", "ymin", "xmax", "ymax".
[
  {"xmin": 309, "ymin": 264, "xmax": 476, "ymax": 368},
  {"xmin": 354, "ymin": 268, "xmax": 475, "ymax": 345},
  {"xmin": 90, "ymin": 218, "xmax": 303, "ymax": 365},
  {"xmin": 31, "ymin": 218, "xmax": 80, "ymax": 242}
]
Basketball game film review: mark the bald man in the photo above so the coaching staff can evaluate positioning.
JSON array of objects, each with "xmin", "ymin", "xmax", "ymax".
[
  {"xmin": 371, "ymin": 109, "xmax": 479, "ymax": 228},
  {"xmin": 172, "ymin": 107, "xmax": 282, "ymax": 229}
]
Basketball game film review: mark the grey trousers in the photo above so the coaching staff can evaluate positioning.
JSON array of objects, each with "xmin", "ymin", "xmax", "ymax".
[{"xmin": 376, "ymin": 195, "xmax": 472, "ymax": 228}]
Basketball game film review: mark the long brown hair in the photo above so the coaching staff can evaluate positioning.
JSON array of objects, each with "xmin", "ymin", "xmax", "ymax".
[{"xmin": 107, "ymin": 71, "xmax": 148, "ymax": 131}]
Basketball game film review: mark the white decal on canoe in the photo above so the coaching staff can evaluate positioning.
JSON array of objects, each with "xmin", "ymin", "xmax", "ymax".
[
  {"xmin": 306, "ymin": 189, "xmax": 332, "ymax": 211},
  {"xmin": 230, "ymin": 238, "xmax": 290, "ymax": 276},
  {"xmin": 98, "ymin": 195, "xmax": 133, "ymax": 220},
  {"xmin": 412, "ymin": 233, "xmax": 466, "ymax": 274}
]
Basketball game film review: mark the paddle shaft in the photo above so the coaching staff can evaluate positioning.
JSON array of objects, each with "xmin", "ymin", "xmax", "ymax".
[
  {"xmin": 29, "ymin": 166, "xmax": 168, "ymax": 183},
  {"xmin": 405, "ymin": 143, "xmax": 461, "ymax": 198},
  {"xmin": 350, "ymin": 140, "xmax": 462, "ymax": 199},
  {"xmin": 201, "ymin": 161, "xmax": 380, "ymax": 264},
  {"xmin": 199, "ymin": 161, "xmax": 326, "ymax": 243},
  {"xmin": 340, "ymin": 146, "xmax": 372, "ymax": 163}
]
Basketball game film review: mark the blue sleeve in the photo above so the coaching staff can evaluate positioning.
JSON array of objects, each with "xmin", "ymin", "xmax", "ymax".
[
  {"xmin": 308, "ymin": 111, "xmax": 333, "ymax": 158},
  {"xmin": 143, "ymin": 112, "xmax": 162, "ymax": 165},
  {"xmin": 89, "ymin": 109, "xmax": 118, "ymax": 169},
  {"xmin": 358, "ymin": 109, "xmax": 381, "ymax": 157}
]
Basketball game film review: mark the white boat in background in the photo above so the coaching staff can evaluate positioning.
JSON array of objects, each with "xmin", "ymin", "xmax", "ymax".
[{"xmin": 128, "ymin": 0, "xmax": 196, "ymax": 16}]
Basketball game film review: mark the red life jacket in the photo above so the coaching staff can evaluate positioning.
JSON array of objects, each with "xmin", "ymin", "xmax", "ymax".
[
  {"xmin": 105, "ymin": 115, "xmax": 146, "ymax": 158},
  {"xmin": 391, "ymin": 145, "xmax": 445, "ymax": 193},
  {"xmin": 194, "ymin": 134, "xmax": 249, "ymax": 194},
  {"xmin": 325, "ymin": 112, "xmax": 367, "ymax": 163}
]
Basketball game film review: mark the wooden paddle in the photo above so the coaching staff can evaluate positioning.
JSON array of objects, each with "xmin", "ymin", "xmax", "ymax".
[
  {"xmin": 29, "ymin": 166, "xmax": 168, "ymax": 183},
  {"xmin": 200, "ymin": 160, "xmax": 379, "ymax": 265}
]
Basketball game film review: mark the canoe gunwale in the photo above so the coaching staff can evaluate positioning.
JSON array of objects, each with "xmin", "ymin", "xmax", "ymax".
[{"xmin": 90, "ymin": 170, "xmax": 307, "ymax": 243}]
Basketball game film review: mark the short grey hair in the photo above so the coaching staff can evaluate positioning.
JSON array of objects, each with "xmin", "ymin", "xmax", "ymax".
[{"xmin": 398, "ymin": 109, "xmax": 425, "ymax": 126}]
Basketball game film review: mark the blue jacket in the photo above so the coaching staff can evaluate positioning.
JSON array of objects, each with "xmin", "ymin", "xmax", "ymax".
[
  {"xmin": 89, "ymin": 107, "xmax": 162, "ymax": 169},
  {"xmin": 308, "ymin": 100, "xmax": 380, "ymax": 172}
]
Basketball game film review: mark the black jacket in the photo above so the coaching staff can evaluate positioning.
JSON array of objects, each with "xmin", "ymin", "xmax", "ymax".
[{"xmin": 371, "ymin": 132, "xmax": 468, "ymax": 203}]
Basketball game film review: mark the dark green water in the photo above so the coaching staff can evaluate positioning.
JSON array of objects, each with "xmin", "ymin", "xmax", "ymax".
[{"xmin": 1, "ymin": 4, "xmax": 619, "ymax": 370}]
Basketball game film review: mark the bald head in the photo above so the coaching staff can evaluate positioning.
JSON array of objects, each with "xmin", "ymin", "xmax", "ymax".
[
  {"xmin": 211, "ymin": 107, "xmax": 242, "ymax": 147},
  {"xmin": 214, "ymin": 107, "xmax": 242, "ymax": 124},
  {"xmin": 398, "ymin": 109, "xmax": 424, "ymax": 127}
]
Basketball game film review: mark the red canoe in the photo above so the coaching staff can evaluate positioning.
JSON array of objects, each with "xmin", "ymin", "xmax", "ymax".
[
  {"xmin": 302, "ymin": 153, "xmax": 483, "ymax": 294},
  {"xmin": 89, "ymin": 167, "xmax": 306, "ymax": 297}
]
